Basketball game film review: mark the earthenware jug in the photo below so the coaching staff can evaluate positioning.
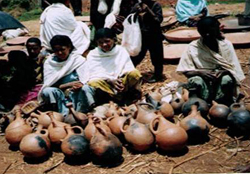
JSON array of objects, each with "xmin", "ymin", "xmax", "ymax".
[
  {"xmin": 209, "ymin": 101, "xmax": 230, "ymax": 123},
  {"xmin": 90, "ymin": 125, "xmax": 123, "ymax": 162},
  {"xmin": 122, "ymin": 104, "xmax": 138, "ymax": 117},
  {"xmin": 170, "ymin": 92, "xmax": 185, "ymax": 113},
  {"xmin": 150, "ymin": 113, "xmax": 188, "ymax": 151},
  {"xmin": 66, "ymin": 102, "xmax": 88, "ymax": 128},
  {"xmin": 159, "ymin": 102, "xmax": 174, "ymax": 120},
  {"xmin": 121, "ymin": 117, "xmax": 154, "ymax": 152},
  {"xmin": 182, "ymin": 88, "xmax": 189, "ymax": 102},
  {"xmin": 84, "ymin": 115, "xmax": 111, "ymax": 141},
  {"xmin": 180, "ymin": 105, "xmax": 210, "ymax": 140},
  {"xmin": 230, "ymin": 102, "xmax": 246, "ymax": 112},
  {"xmin": 5, "ymin": 108, "xmax": 32, "ymax": 147},
  {"xmin": 106, "ymin": 115, "xmax": 127, "ymax": 136},
  {"xmin": 135, "ymin": 103, "xmax": 157, "ymax": 124},
  {"xmin": 105, "ymin": 101, "xmax": 121, "ymax": 118},
  {"xmin": 61, "ymin": 126, "xmax": 89, "ymax": 157},
  {"xmin": 182, "ymin": 97, "xmax": 209, "ymax": 117},
  {"xmin": 19, "ymin": 124, "xmax": 51, "ymax": 158},
  {"xmin": 30, "ymin": 111, "xmax": 51, "ymax": 128},
  {"xmin": 149, "ymin": 88, "xmax": 162, "ymax": 103}
]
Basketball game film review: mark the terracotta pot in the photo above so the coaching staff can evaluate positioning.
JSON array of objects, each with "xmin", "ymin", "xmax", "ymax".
[
  {"xmin": 148, "ymin": 88, "xmax": 162, "ymax": 103},
  {"xmin": 135, "ymin": 103, "xmax": 157, "ymax": 124},
  {"xmin": 30, "ymin": 111, "xmax": 51, "ymax": 128},
  {"xmin": 66, "ymin": 102, "xmax": 88, "ymax": 128},
  {"xmin": 179, "ymin": 105, "xmax": 210, "ymax": 141},
  {"xmin": 150, "ymin": 114, "xmax": 188, "ymax": 151},
  {"xmin": 5, "ymin": 108, "xmax": 33, "ymax": 147},
  {"xmin": 90, "ymin": 125, "xmax": 123, "ymax": 162},
  {"xmin": 61, "ymin": 126, "xmax": 89, "ymax": 157},
  {"xmin": 84, "ymin": 116, "xmax": 111, "ymax": 141},
  {"xmin": 230, "ymin": 102, "xmax": 246, "ymax": 112},
  {"xmin": 121, "ymin": 117, "xmax": 154, "ymax": 152},
  {"xmin": 105, "ymin": 101, "xmax": 121, "ymax": 118},
  {"xmin": 19, "ymin": 125, "xmax": 51, "ymax": 158},
  {"xmin": 182, "ymin": 88, "xmax": 189, "ymax": 102},
  {"xmin": 182, "ymin": 97, "xmax": 209, "ymax": 117},
  {"xmin": 106, "ymin": 115, "xmax": 127, "ymax": 136},
  {"xmin": 209, "ymin": 101, "xmax": 230, "ymax": 123},
  {"xmin": 170, "ymin": 92, "xmax": 185, "ymax": 113},
  {"xmin": 159, "ymin": 102, "xmax": 174, "ymax": 120},
  {"xmin": 122, "ymin": 104, "xmax": 138, "ymax": 117}
]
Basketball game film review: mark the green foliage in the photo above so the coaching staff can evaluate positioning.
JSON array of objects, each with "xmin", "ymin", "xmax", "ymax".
[
  {"xmin": 2, "ymin": 0, "xmax": 34, "ymax": 9},
  {"xmin": 17, "ymin": 8, "xmax": 43, "ymax": 21},
  {"xmin": 208, "ymin": 0, "xmax": 245, "ymax": 4}
]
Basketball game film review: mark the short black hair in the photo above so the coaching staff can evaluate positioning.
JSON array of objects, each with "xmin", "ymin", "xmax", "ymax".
[
  {"xmin": 95, "ymin": 28, "xmax": 116, "ymax": 41},
  {"xmin": 26, "ymin": 37, "xmax": 41, "ymax": 46},
  {"xmin": 50, "ymin": 35, "xmax": 74, "ymax": 51}
]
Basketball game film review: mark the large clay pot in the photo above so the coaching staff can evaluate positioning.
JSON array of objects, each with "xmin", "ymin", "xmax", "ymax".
[
  {"xmin": 105, "ymin": 101, "xmax": 121, "ymax": 118},
  {"xmin": 179, "ymin": 105, "xmax": 210, "ymax": 142},
  {"xmin": 150, "ymin": 114, "xmax": 188, "ymax": 151},
  {"xmin": 5, "ymin": 108, "xmax": 33, "ymax": 147},
  {"xmin": 106, "ymin": 115, "xmax": 127, "ymax": 136},
  {"xmin": 209, "ymin": 101, "xmax": 230, "ymax": 126},
  {"xmin": 84, "ymin": 116, "xmax": 111, "ymax": 141},
  {"xmin": 230, "ymin": 102, "xmax": 246, "ymax": 112},
  {"xmin": 66, "ymin": 102, "xmax": 88, "ymax": 128},
  {"xmin": 182, "ymin": 97, "xmax": 209, "ymax": 117},
  {"xmin": 19, "ymin": 125, "xmax": 51, "ymax": 158},
  {"xmin": 227, "ymin": 109, "xmax": 250, "ymax": 135},
  {"xmin": 90, "ymin": 125, "xmax": 123, "ymax": 163},
  {"xmin": 170, "ymin": 92, "xmax": 185, "ymax": 113},
  {"xmin": 159, "ymin": 102, "xmax": 174, "ymax": 120},
  {"xmin": 121, "ymin": 117, "xmax": 154, "ymax": 152},
  {"xmin": 135, "ymin": 103, "xmax": 157, "ymax": 124},
  {"xmin": 61, "ymin": 126, "xmax": 89, "ymax": 157}
]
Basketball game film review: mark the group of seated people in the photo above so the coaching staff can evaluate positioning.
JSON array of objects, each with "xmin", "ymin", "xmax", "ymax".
[{"xmin": 0, "ymin": 0, "xmax": 246, "ymax": 121}]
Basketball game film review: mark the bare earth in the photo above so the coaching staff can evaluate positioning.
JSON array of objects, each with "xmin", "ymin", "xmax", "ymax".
[{"xmin": 1, "ymin": 2, "xmax": 250, "ymax": 174}]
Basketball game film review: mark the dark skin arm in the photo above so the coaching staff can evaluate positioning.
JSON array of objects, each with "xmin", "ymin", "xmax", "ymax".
[{"xmin": 106, "ymin": 79, "xmax": 125, "ymax": 93}]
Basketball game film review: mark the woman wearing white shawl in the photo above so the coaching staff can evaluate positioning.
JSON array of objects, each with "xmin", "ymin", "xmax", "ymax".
[
  {"xmin": 176, "ymin": 17, "xmax": 245, "ymax": 106},
  {"xmin": 39, "ymin": 35, "xmax": 95, "ymax": 119},
  {"xmin": 83, "ymin": 28, "xmax": 142, "ymax": 105},
  {"xmin": 40, "ymin": 1, "xmax": 90, "ymax": 55},
  {"xmin": 175, "ymin": 0, "xmax": 209, "ymax": 27}
]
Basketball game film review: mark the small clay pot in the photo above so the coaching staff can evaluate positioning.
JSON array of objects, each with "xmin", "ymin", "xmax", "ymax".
[
  {"xmin": 170, "ymin": 92, "xmax": 185, "ymax": 113},
  {"xmin": 209, "ymin": 101, "xmax": 230, "ymax": 126},
  {"xmin": 122, "ymin": 104, "xmax": 138, "ymax": 117},
  {"xmin": 66, "ymin": 102, "xmax": 88, "ymax": 128},
  {"xmin": 182, "ymin": 97, "xmax": 209, "ymax": 117},
  {"xmin": 148, "ymin": 88, "xmax": 162, "ymax": 103},
  {"xmin": 135, "ymin": 103, "xmax": 157, "ymax": 125},
  {"xmin": 106, "ymin": 115, "xmax": 127, "ymax": 136},
  {"xmin": 159, "ymin": 102, "xmax": 174, "ymax": 120},
  {"xmin": 105, "ymin": 101, "xmax": 121, "ymax": 118},
  {"xmin": 230, "ymin": 102, "xmax": 246, "ymax": 112}
]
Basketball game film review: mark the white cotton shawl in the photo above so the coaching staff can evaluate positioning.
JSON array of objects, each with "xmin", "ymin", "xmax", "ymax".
[
  {"xmin": 82, "ymin": 45, "xmax": 135, "ymax": 83},
  {"xmin": 40, "ymin": 3, "xmax": 91, "ymax": 55},
  {"xmin": 176, "ymin": 39, "xmax": 245, "ymax": 84},
  {"xmin": 38, "ymin": 52, "xmax": 86, "ymax": 102}
]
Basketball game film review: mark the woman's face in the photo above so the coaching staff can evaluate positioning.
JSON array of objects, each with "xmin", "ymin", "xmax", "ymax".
[
  {"xmin": 97, "ymin": 37, "xmax": 115, "ymax": 52},
  {"xmin": 53, "ymin": 45, "xmax": 71, "ymax": 61}
]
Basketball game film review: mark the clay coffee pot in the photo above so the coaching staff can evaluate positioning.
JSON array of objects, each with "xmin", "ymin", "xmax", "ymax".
[
  {"xmin": 181, "ymin": 97, "xmax": 209, "ymax": 117},
  {"xmin": 61, "ymin": 126, "xmax": 89, "ymax": 157},
  {"xmin": 122, "ymin": 104, "xmax": 138, "ymax": 117},
  {"xmin": 105, "ymin": 101, "xmax": 121, "ymax": 118},
  {"xmin": 5, "ymin": 108, "xmax": 33, "ymax": 147},
  {"xmin": 159, "ymin": 102, "xmax": 174, "ymax": 120},
  {"xmin": 19, "ymin": 124, "xmax": 51, "ymax": 158},
  {"xmin": 169, "ymin": 92, "xmax": 185, "ymax": 114},
  {"xmin": 209, "ymin": 101, "xmax": 230, "ymax": 126},
  {"xmin": 150, "ymin": 112, "xmax": 188, "ymax": 151},
  {"xmin": 84, "ymin": 115, "xmax": 111, "ymax": 141},
  {"xmin": 66, "ymin": 102, "xmax": 88, "ymax": 128},
  {"xmin": 148, "ymin": 88, "xmax": 162, "ymax": 103},
  {"xmin": 121, "ymin": 117, "xmax": 154, "ymax": 152},
  {"xmin": 90, "ymin": 125, "xmax": 123, "ymax": 163},
  {"xmin": 230, "ymin": 102, "xmax": 246, "ymax": 112},
  {"xmin": 179, "ymin": 105, "xmax": 210, "ymax": 142},
  {"xmin": 182, "ymin": 88, "xmax": 189, "ymax": 102},
  {"xmin": 106, "ymin": 115, "xmax": 127, "ymax": 136},
  {"xmin": 135, "ymin": 103, "xmax": 157, "ymax": 125}
]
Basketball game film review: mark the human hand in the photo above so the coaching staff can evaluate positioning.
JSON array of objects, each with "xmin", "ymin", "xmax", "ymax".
[{"xmin": 71, "ymin": 81, "xmax": 83, "ymax": 91}]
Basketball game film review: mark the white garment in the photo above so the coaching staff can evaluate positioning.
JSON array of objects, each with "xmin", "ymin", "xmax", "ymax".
[
  {"xmin": 38, "ymin": 52, "xmax": 86, "ymax": 102},
  {"xmin": 40, "ymin": 3, "xmax": 91, "ymax": 55},
  {"xmin": 176, "ymin": 39, "xmax": 245, "ymax": 84},
  {"xmin": 82, "ymin": 45, "xmax": 135, "ymax": 83},
  {"xmin": 104, "ymin": 0, "xmax": 122, "ymax": 28}
]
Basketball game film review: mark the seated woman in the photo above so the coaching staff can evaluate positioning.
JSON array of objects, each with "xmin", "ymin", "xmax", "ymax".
[
  {"xmin": 175, "ymin": 0, "xmax": 209, "ymax": 27},
  {"xmin": 82, "ymin": 28, "xmax": 142, "ymax": 105},
  {"xmin": 38, "ymin": 35, "xmax": 95, "ymax": 118},
  {"xmin": 40, "ymin": 0, "xmax": 90, "ymax": 55},
  {"xmin": 176, "ymin": 17, "xmax": 245, "ymax": 106}
]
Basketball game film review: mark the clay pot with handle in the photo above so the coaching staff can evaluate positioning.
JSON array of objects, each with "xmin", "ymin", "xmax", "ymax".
[
  {"xmin": 159, "ymin": 102, "xmax": 174, "ymax": 120},
  {"xmin": 209, "ymin": 101, "xmax": 230, "ymax": 127},
  {"xmin": 61, "ymin": 126, "xmax": 89, "ymax": 157},
  {"xmin": 105, "ymin": 101, "xmax": 121, "ymax": 118},
  {"xmin": 121, "ymin": 117, "xmax": 154, "ymax": 152},
  {"xmin": 179, "ymin": 105, "xmax": 210, "ymax": 143},
  {"xmin": 19, "ymin": 124, "xmax": 51, "ymax": 158},
  {"xmin": 106, "ymin": 115, "xmax": 127, "ymax": 136},
  {"xmin": 122, "ymin": 104, "xmax": 138, "ymax": 117},
  {"xmin": 135, "ymin": 103, "xmax": 157, "ymax": 125},
  {"xmin": 182, "ymin": 88, "xmax": 189, "ymax": 102},
  {"xmin": 150, "ymin": 113, "xmax": 188, "ymax": 151},
  {"xmin": 90, "ymin": 125, "xmax": 123, "ymax": 164},
  {"xmin": 66, "ymin": 102, "xmax": 88, "ymax": 128},
  {"xmin": 170, "ymin": 92, "xmax": 185, "ymax": 114},
  {"xmin": 148, "ymin": 88, "xmax": 162, "ymax": 103},
  {"xmin": 30, "ymin": 111, "xmax": 51, "ymax": 128},
  {"xmin": 181, "ymin": 97, "xmax": 209, "ymax": 117},
  {"xmin": 5, "ymin": 108, "xmax": 33, "ymax": 147}
]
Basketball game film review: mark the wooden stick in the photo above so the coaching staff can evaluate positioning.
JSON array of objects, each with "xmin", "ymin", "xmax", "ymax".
[
  {"xmin": 119, "ymin": 154, "xmax": 141, "ymax": 169},
  {"xmin": 225, "ymin": 137, "xmax": 240, "ymax": 161},
  {"xmin": 43, "ymin": 159, "xmax": 64, "ymax": 174},
  {"xmin": 2, "ymin": 163, "xmax": 12, "ymax": 174}
]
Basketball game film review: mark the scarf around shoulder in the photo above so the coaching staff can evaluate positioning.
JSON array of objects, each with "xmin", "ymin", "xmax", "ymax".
[
  {"xmin": 82, "ymin": 45, "xmax": 135, "ymax": 83},
  {"xmin": 176, "ymin": 38, "xmax": 245, "ymax": 84}
]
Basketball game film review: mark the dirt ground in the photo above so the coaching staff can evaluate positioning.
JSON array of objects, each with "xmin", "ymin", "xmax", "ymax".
[{"xmin": 0, "ymin": 2, "xmax": 250, "ymax": 174}]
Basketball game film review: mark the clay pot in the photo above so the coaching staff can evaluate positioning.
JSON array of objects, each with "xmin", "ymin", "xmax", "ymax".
[
  {"xmin": 182, "ymin": 97, "xmax": 209, "ymax": 117},
  {"xmin": 66, "ymin": 102, "xmax": 88, "ymax": 128},
  {"xmin": 30, "ymin": 111, "xmax": 50, "ymax": 128},
  {"xmin": 106, "ymin": 115, "xmax": 127, "ymax": 136},
  {"xmin": 209, "ymin": 101, "xmax": 230, "ymax": 125},
  {"xmin": 105, "ymin": 101, "xmax": 121, "ymax": 118},
  {"xmin": 122, "ymin": 104, "xmax": 138, "ymax": 117},
  {"xmin": 121, "ymin": 117, "xmax": 154, "ymax": 152},
  {"xmin": 227, "ymin": 109, "xmax": 250, "ymax": 135},
  {"xmin": 182, "ymin": 88, "xmax": 189, "ymax": 102},
  {"xmin": 5, "ymin": 108, "xmax": 33, "ymax": 147},
  {"xmin": 149, "ymin": 88, "xmax": 162, "ymax": 103},
  {"xmin": 19, "ymin": 125, "xmax": 51, "ymax": 158},
  {"xmin": 170, "ymin": 92, "xmax": 185, "ymax": 113},
  {"xmin": 230, "ymin": 102, "xmax": 246, "ymax": 112},
  {"xmin": 90, "ymin": 125, "xmax": 123, "ymax": 163},
  {"xmin": 84, "ymin": 116, "xmax": 111, "ymax": 141},
  {"xmin": 159, "ymin": 102, "xmax": 174, "ymax": 120},
  {"xmin": 150, "ymin": 114, "xmax": 188, "ymax": 151},
  {"xmin": 61, "ymin": 126, "xmax": 89, "ymax": 157},
  {"xmin": 135, "ymin": 103, "xmax": 157, "ymax": 124},
  {"xmin": 93, "ymin": 104, "xmax": 109, "ymax": 119},
  {"xmin": 179, "ymin": 105, "xmax": 210, "ymax": 142}
]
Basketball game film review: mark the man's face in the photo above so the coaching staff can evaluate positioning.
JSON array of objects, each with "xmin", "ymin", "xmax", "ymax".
[
  {"xmin": 53, "ymin": 45, "xmax": 71, "ymax": 61},
  {"xmin": 97, "ymin": 37, "xmax": 115, "ymax": 52},
  {"xmin": 26, "ymin": 42, "xmax": 42, "ymax": 59}
]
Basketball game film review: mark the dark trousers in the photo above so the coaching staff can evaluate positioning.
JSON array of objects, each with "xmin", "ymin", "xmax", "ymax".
[
  {"xmin": 70, "ymin": 0, "xmax": 82, "ymax": 16},
  {"xmin": 131, "ymin": 32, "xmax": 164, "ymax": 76}
]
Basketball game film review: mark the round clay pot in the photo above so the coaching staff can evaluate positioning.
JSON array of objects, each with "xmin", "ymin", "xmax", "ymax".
[
  {"xmin": 148, "ymin": 88, "xmax": 162, "ymax": 103},
  {"xmin": 230, "ymin": 102, "xmax": 246, "ymax": 112},
  {"xmin": 19, "ymin": 125, "xmax": 51, "ymax": 158},
  {"xmin": 209, "ymin": 101, "xmax": 230, "ymax": 126},
  {"xmin": 30, "ymin": 111, "xmax": 51, "ymax": 128},
  {"xmin": 121, "ymin": 117, "xmax": 154, "ymax": 152},
  {"xmin": 66, "ymin": 102, "xmax": 88, "ymax": 128},
  {"xmin": 5, "ymin": 108, "xmax": 33, "ymax": 147},
  {"xmin": 106, "ymin": 115, "xmax": 127, "ymax": 136},
  {"xmin": 105, "ymin": 101, "xmax": 121, "ymax": 118},
  {"xmin": 170, "ymin": 92, "xmax": 185, "ymax": 113},
  {"xmin": 159, "ymin": 102, "xmax": 174, "ymax": 120},
  {"xmin": 135, "ymin": 103, "xmax": 157, "ymax": 125},
  {"xmin": 122, "ymin": 104, "xmax": 138, "ymax": 117},
  {"xmin": 182, "ymin": 88, "xmax": 189, "ymax": 102},
  {"xmin": 182, "ymin": 97, "xmax": 209, "ymax": 117}
]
